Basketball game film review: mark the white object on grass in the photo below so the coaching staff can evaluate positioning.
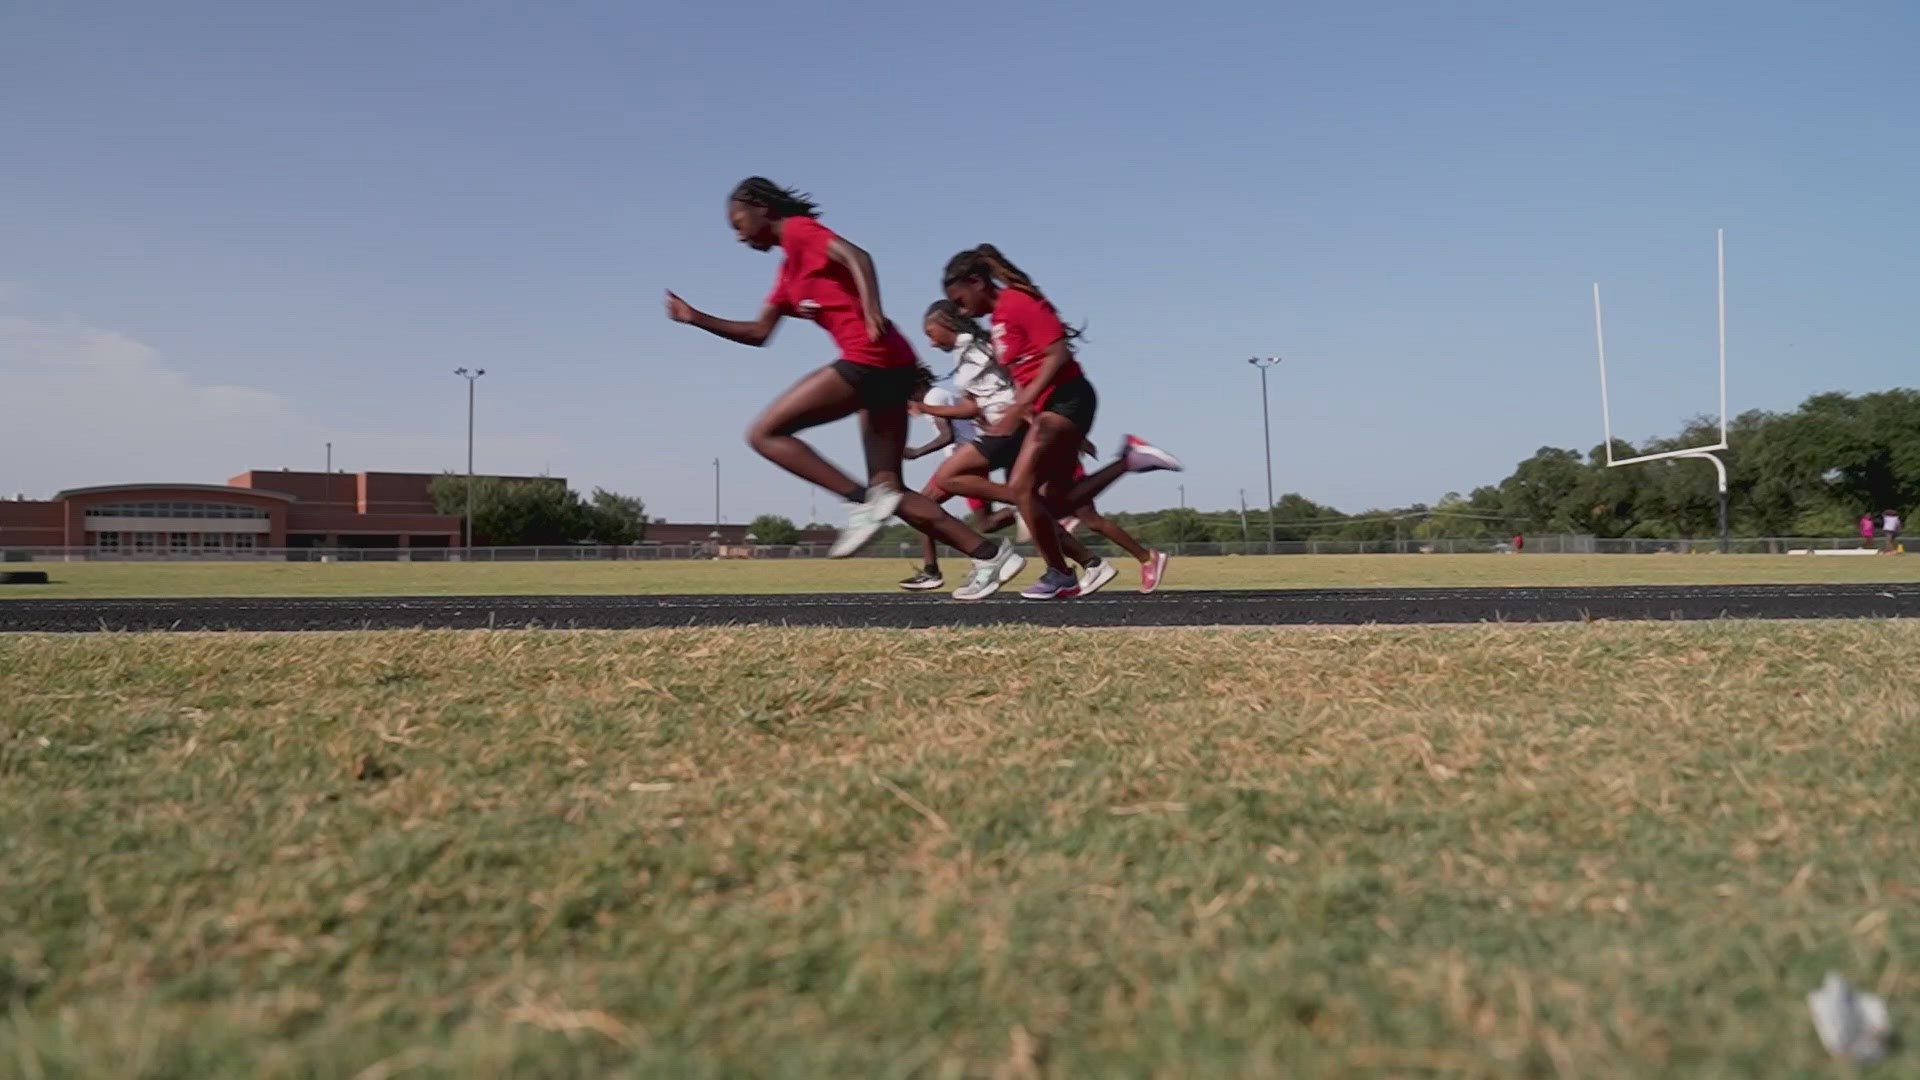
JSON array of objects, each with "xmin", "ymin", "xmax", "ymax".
[{"xmin": 1808, "ymin": 972, "xmax": 1892, "ymax": 1063}]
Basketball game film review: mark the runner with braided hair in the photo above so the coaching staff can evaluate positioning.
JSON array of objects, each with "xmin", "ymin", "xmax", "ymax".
[
  {"xmin": 941, "ymin": 245, "xmax": 1181, "ymax": 597},
  {"xmin": 665, "ymin": 179, "xmax": 1024, "ymax": 599}
]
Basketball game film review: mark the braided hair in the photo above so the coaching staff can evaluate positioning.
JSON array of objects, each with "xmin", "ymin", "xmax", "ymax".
[
  {"xmin": 941, "ymin": 244, "xmax": 1083, "ymax": 339},
  {"xmin": 923, "ymin": 299, "xmax": 988, "ymax": 343},
  {"xmin": 729, "ymin": 177, "xmax": 820, "ymax": 219}
]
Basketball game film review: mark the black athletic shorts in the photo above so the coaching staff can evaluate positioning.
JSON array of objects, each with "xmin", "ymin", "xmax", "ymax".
[
  {"xmin": 972, "ymin": 427, "xmax": 1029, "ymax": 472},
  {"xmin": 831, "ymin": 359, "xmax": 918, "ymax": 411},
  {"xmin": 1043, "ymin": 375, "xmax": 1098, "ymax": 433}
]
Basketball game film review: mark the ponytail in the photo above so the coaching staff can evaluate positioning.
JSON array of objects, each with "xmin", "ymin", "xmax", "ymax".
[{"xmin": 941, "ymin": 244, "xmax": 1083, "ymax": 340}]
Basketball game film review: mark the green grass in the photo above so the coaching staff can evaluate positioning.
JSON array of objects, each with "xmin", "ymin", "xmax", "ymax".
[
  {"xmin": 3, "ymin": 624, "xmax": 1916, "ymax": 1076},
  {"xmin": 4, "ymin": 553, "xmax": 1919, "ymax": 599}
]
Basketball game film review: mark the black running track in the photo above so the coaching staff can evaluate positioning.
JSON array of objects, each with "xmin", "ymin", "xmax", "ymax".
[{"xmin": 3, "ymin": 583, "xmax": 1919, "ymax": 633}]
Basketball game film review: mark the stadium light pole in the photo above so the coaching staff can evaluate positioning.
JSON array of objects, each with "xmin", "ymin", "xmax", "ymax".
[
  {"xmin": 1248, "ymin": 356, "xmax": 1283, "ymax": 544},
  {"xmin": 454, "ymin": 367, "xmax": 485, "ymax": 552}
]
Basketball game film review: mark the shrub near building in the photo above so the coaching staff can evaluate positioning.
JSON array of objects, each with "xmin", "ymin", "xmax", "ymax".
[{"xmin": 429, "ymin": 476, "xmax": 646, "ymax": 545}]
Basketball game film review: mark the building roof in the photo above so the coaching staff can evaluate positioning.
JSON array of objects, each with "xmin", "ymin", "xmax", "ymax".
[{"xmin": 54, "ymin": 483, "xmax": 298, "ymax": 503}]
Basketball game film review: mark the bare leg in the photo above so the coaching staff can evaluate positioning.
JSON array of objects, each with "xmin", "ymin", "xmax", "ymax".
[
  {"xmin": 1063, "ymin": 457, "xmax": 1129, "ymax": 510},
  {"xmin": 977, "ymin": 506, "xmax": 1017, "ymax": 533},
  {"xmin": 1078, "ymin": 504, "xmax": 1152, "ymax": 562},
  {"xmin": 862, "ymin": 402, "xmax": 992, "ymax": 557},
  {"xmin": 745, "ymin": 367, "xmax": 867, "ymax": 498},
  {"xmin": 918, "ymin": 479, "xmax": 945, "ymax": 571},
  {"xmin": 1008, "ymin": 414, "xmax": 1085, "ymax": 574}
]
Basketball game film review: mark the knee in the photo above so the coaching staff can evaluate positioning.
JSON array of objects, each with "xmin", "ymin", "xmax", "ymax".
[{"xmin": 745, "ymin": 420, "xmax": 784, "ymax": 456}]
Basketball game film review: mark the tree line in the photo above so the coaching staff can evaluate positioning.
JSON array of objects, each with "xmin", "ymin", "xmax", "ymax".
[
  {"xmin": 431, "ymin": 389, "xmax": 1918, "ymax": 547},
  {"xmin": 866, "ymin": 388, "xmax": 1920, "ymax": 548}
]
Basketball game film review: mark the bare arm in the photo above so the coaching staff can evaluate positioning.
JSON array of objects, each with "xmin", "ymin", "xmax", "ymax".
[
  {"xmin": 665, "ymin": 292, "xmax": 783, "ymax": 347},
  {"xmin": 825, "ymin": 237, "xmax": 887, "ymax": 343},
  {"xmin": 905, "ymin": 417, "xmax": 955, "ymax": 460},
  {"xmin": 915, "ymin": 398, "xmax": 982, "ymax": 420}
]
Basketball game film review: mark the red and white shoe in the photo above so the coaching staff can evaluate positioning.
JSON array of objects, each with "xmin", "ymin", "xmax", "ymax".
[
  {"xmin": 1119, "ymin": 435, "xmax": 1184, "ymax": 475},
  {"xmin": 1140, "ymin": 550, "xmax": 1169, "ymax": 594}
]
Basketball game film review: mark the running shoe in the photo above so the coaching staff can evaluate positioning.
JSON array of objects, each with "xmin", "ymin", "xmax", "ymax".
[
  {"xmin": 953, "ymin": 540, "xmax": 1026, "ymax": 601},
  {"xmin": 1140, "ymin": 550, "xmax": 1170, "ymax": 594},
  {"xmin": 1119, "ymin": 435, "xmax": 1184, "ymax": 474},
  {"xmin": 829, "ymin": 482, "xmax": 902, "ymax": 558},
  {"xmin": 1078, "ymin": 558, "xmax": 1118, "ymax": 596},
  {"xmin": 1021, "ymin": 567, "xmax": 1082, "ymax": 600},
  {"xmin": 898, "ymin": 568, "xmax": 944, "ymax": 591}
]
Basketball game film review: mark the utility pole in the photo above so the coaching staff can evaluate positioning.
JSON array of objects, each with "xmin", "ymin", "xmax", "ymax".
[
  {"xmin": 713, "ymin": 458, "xmax": 721, "ymax": 527},
  {"xmin": 1248, "ymin": 356, "xmax": 1283, "ymax": 544},
  {"xmin": 454, "ymin": 368, "xmax": 485, "ymax": 552}
]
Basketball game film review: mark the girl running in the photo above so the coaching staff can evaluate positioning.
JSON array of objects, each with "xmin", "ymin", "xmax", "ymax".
[
  {"xmin": 665, "ymin": 178, "xmax": 1024, "ymax": 599},
  {"xmin": 912, "ymin": 300, "xmax": 1178, "ymax": 593},
  {"xmin": 898, "ymin": 302, "xmax": 1019, "ymax": 590},
  {"xmin": 940, "ymin": 246, "xmax": 1180, "ymax": 598}
]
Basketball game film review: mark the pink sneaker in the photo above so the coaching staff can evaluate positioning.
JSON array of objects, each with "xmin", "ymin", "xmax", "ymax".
[
  {"xmin": 1119, "ymin": 435, "xmax": 1184, "ymax": 474},
  {"xmin": 1140, "ymin": 550, "xmax": 1169, "ymax": 593}
]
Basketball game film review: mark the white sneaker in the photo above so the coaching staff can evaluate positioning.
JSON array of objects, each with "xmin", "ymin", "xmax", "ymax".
[
  {"xmin": 953, "ymin": 540, "xmax": 1026, "ymax": 601},
  {"xmin": 829, "ymin": 482, "xmax": 902, "ymax": 558},
  {"xmin": 1078, "ymin": 559, "xmax": 1118, "ymax": 596},
  {"xmin": 1119, "ymin": 434, "xmax": 1184, "ymax": 474}
]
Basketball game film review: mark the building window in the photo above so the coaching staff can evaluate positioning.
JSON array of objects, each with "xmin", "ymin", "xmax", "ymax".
[
  {"xmin": 132, "ymin": 532, "xmax": 157, "ymax": 553},
  {"xmin": 89, "ymin": 501, "xmax": 268, "ymax": 519},
  {"xmin": 168, "ymin": 532, "xmax": 190, "ymax": 554},
  {"xmin": 201, "ymin": 533, "xmax": 224, "ymax": 551},
  {"xmin": 233, "ymin": 534, "xmax": 257, "ymax": 551},
  {"xmin": 95, "ymin": 531, "xmax": 121, "ymax": 552}
]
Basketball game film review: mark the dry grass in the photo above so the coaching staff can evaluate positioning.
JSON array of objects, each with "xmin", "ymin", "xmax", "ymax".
[
  {"xmin": 2, "ymin": 623, "xmax": 1917, "ymax": 1076},
  {"xmin": 4, "ymin": 552, "xmax": 1919, "ymax": 599}
]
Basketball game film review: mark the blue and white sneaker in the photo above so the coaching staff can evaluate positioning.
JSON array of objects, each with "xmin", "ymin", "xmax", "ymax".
[
  {"xmin": 1020, "ymin": 566, "xmax": 1082, "ymax": 600},
  {"xmin": 953, "ymin": 540, "xmax": 1025, "ymax": 601}
]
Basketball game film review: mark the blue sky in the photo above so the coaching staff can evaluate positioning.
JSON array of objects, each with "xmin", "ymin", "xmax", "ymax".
[{"xmin": 3, "ymin": 0, "xmax": 1915, "ymax": 523}]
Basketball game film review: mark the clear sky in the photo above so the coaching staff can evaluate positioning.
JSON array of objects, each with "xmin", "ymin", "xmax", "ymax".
[{"xmin": 4, "ymin": 0, "xmax": 1915, "ymax": 523}]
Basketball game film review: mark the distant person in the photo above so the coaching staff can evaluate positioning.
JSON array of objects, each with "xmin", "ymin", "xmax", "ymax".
[
  {"xmin": 1885, "ymin": 509, "xmax": 1903, "ymax": 553},
  {"xmin": 1860, "ymin": 513, "xmax": 1876, "ymax": 549},
  {"xmin": 1513, "ymin": 533, "xmax": 1525, "ymax": 553}
]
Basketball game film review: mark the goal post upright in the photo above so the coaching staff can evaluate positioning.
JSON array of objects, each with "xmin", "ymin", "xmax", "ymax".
[{"xmin": 1592, "ymin": 229, "xmax": 1731, "ymax": 553}]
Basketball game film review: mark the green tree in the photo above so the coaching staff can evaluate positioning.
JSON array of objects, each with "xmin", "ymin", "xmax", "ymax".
[
  {"xmin": 430, "ymin": 476, "xmax": 649, "ymax": 545},
  {"xmin": 582, "ymin": 488, "xmax": 647, "ymax": 544},
  {"xmin": 748, "ymin": 514, "xmax": 800, "ymax": 545},
  {"xmin": 1147, "ymin": 508, "xmax": 1217, "ymax": 546}
]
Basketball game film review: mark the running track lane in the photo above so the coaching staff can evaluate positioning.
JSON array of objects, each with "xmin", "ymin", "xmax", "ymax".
[{"xmin": 3, "ymin": 584, "xmax": 1920, "ymax": 632}]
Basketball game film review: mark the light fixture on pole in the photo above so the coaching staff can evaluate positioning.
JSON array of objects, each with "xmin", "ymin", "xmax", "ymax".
[
  {"xmin": 454, "ymin": 368, "xmax": 486, "ymax": 552},
  {"xmin": 1248, "ymin": 356, "xmax": 1283, "ymax": 544}
]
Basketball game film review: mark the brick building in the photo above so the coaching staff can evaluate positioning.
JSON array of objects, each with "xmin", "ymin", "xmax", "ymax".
[{"xmin": 0, "ymin": 470, "xmax": 563, "ymax": 554}]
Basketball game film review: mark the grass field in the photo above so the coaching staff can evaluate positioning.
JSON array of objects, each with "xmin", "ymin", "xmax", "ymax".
[
  {"xmin": 4, "ymin": 623, "xmax": 1915, "ymax": 1076},
  {"xmin": 4, "ymin": 553, "xmax": 1918, "ymax": 599}
]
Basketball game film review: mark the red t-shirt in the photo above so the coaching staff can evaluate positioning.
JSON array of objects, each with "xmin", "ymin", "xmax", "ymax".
[
  {"xmin": 989, "ymin": 288, "xmax": 1084, "ymax": 405},
  {"xmin": 764, "ymin": 216, "xmax": 915, "ymax": 369}
]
